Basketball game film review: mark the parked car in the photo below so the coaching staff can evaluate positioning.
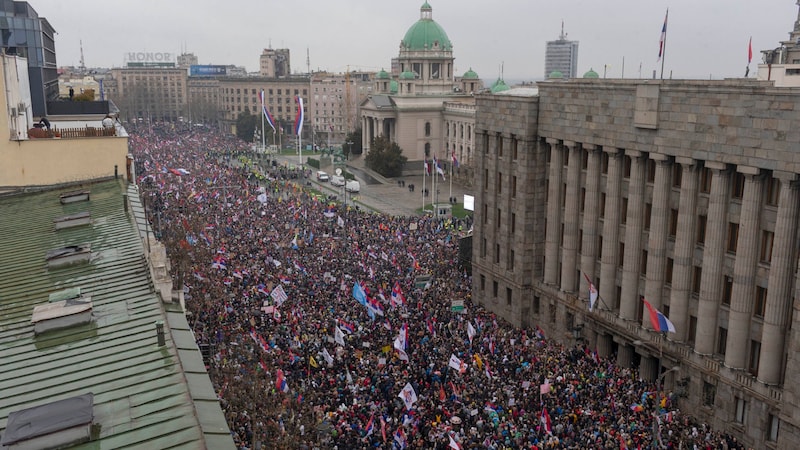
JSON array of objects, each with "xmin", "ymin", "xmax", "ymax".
[
  {"xmin": 345, "ymin": 180, "xmax": 361, "ymax": 193},
  {"xmin": 316, "ymin": 171, "xmax": 330, "ymax": 181},
  {"xmin": 330, "ymin": 175, "xmax": 346, "ymax": 187}
]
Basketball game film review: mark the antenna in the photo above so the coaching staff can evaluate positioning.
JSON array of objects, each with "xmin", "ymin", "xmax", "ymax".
[
  {"xmin": 560, "ymin": 20, "xmax": 567, "ymax": 40},
  {"xmin": 306, "ymin": 47, "xmax": 311, "ymax": 76},
  {"xmin": 79, "ymin": 40, "xmax": 86, "ymax": 73}
]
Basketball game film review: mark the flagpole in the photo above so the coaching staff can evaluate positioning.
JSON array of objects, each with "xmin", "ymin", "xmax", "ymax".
[
  {"xmin": 422, "ymin": 158, "xmax": 427, "ymax": 212},
  {"xmin": 660, "ymin": 8, "xmax": 668, "ymax": 80},
  {"xmin": 260, "ymin": 92, "xmax": 266, "ymax": 154},
  {"xmin": 449, "ymin": 153, "xmax": 453, "ymax": 204}
]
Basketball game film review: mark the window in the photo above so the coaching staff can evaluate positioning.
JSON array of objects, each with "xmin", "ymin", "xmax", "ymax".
[
  {"xmin": 644, "ymin": 203, "xmax": 652, "ymax": 230},
  {"xmin": 732, "ymin": 172, "xmax": 745, "ymax": 199},
  {"xmin": 511, "ymin": 213, "xmax": 516, "ymax": 234},
  {"xmin": 672, "ymin": 163, "xmax": 683, "ymax": 188},
  {"xmin": 641, "ymin": 250, "xmax": 648, "ymax": 275},
  {"xmin": 484, "ymin": 169, "xmax": 489, "ymax": 190},
  {"xmin": 430, "ymin": 62, "xmax": 440, "ymax": 79},
  {"xmin": 512, "ymin": 136, "xmax": 518, "ymax": 160},
  {"xmin": 766, "ymin": 177, "xmax": 780, "ymax": 206},
  {"xmin": 720, "ymin": 276, "xmax": 733, "ymax": 305},
  {"xmin": 727, "ymin": 223, "xmax": 739, "ymax": 253},
  {"xmin": 497, "ymin": 172, "xmax": 503, "ymax": 194},
  {"xmin": 688, "ymin": 316, "xmax": 697, "ymax": 346},
  {"xmin": 692, "ymin": 266, "xmax": 702, "ymax": 295},
  {"xmin": 599, "ymin": 194, "xmax": 606, "ymax": 218},
  {"xmin": 597, "ymin": 236, "xmax": 603, "ymax": 259},
  {"xmin": 717, "ymin": 327, "xmax": 728, "ymax": 356},
  {"xmin": 754, "ymin": 286, "xmax": 767, "ymax": 317},
  {"xmin": 483, "ymin": 204, "xmax": 488, "ymax": 224},
  {"xmin": 506, "ymin": 287, "xmax": 512, "ymax": 305},
  {"xmin": 749, "ymin": 340, "xmax": 761, "ymax": 375},
  {"xmin": 480, "ymin": 275, "xmax": 485, "ymax": 291},
  {"xmin": 623, "ymin": 155, "xmax": 632, "ymax": 178},
  {"xmin": 509, "ymin": 250, "xmax": 515, "ymax": 270},
  {"xmin": 735, "ymin": 397, "xmax": 747, "ymax": 424},
  {"xmin": 496, "ymin": 209, "xmax": 501, "ymax": 228},
  {"xmin": 669, "ymin": 209, "xmax": 679, "ymax": 237},
  {"xmin": 481, "ymin": 238, "xmax": 486, "ymax": 257},
  {"xmin": 601, "ymin": 152, "xmax": 609, "ymax": 174},
  {"xmin": 703, "ymin": 382, "xmax": 716, "ymax": 407},
  {"xmin": 768, "ymin": 414, "xmax": 780, "ymax": 442},
  {"xmin": 495, "ymin": 244, "xmax": 500, "ymax": 263},
  {"xmin": 697, "ymin": 215, "xmax": 707, "ymax": 244},
  {"xmin": 621, "ymin": 198, "xmax": 628, "ymax": 224},
  {"xmin": 493, "ymin": 281, "xmax": 498, "ymax": 298},
  {"xmin": 425, "ymin": 122, "xmax": 431, "ymax": 137},
  {"xmin": 580, "ymin": 188, "xmax": 586, "ymax": 212},
  {"xmin": 647, "ymin": 159, "xmax": 656, "ymax": 183},
  {"xmin": 512, "ymin": 176, "xmax": 517, "ymax": 198},
  {"xmin": 666, "ymin": 258, "xmax": 674, "ymax": 284},
  {"xmin": 760, "ymin": 230, "xmax": 774, "ymax": 263},
  {"xmin": 497, "ymin": 134, "xmax": 504, "ymax": 157},
  {"xmin": 533, "ymin": 295, "xmax": 541, "ymax": 314},
  {"xmin": 700, "ymin": 167, "xmax": 713, "ymax": 193},
  {"xmin": 578, "ymin": 230, "xmax": 583, "ymax": 253},
  {"xmin": 619, "ymin": 243, "xmax": 625, "ymax": 268}
]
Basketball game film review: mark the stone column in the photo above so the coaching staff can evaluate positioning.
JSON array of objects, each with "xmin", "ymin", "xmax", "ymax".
[
  {"xmin": 600, "ymin": 149, "xmax": 623, "ymax": 310},
  {"xmin": 597, "ymin": 334, "xmax": 613, "ymax": 358},
  {"xmin": 725, "ymin": 169, "xmax": 764, "ymax": 369},
  {"xmin": 643, "ymin": 154, "xmax": 671, "ymax": 328},
  {"xmin": 669, "ymin": 158, "xmax": 699, "ymax": 342},
  {"xmin": 620, "ymin": 151, "xmax": 646, "ymax": 321},
  {"xmin": 640, "ymin": 355, "xmax": 658, "ymax": 382},
  {"xmin": 580, "ymin": 145, "xmax": 602, "ymax": 303},
  {"xmin": 617, "ymin": 344, "xmax": 634, "ymax": 368},
  {"xmin": 544, "ymin": 139, "xmax": 564, "ymax": 286},
  {"xmin": 561, "ymin": 142, "xmax": 581, "ymax": 293},
  {"xmin": 695, "ymin": 162, "xmax": 731, "ymax": 355},
  {"xmin": 758, "ymin": 175, "xmax": 800, "ymax": 384}
]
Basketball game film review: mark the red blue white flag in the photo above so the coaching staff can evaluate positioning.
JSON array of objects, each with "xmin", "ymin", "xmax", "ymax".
[
  {"xmin": 294, "ymin": 96, "xmax": 304, "ymax": 135},
  {"xmin": 642, "ymin": 298, "xmax": 676, "ymax": 333},
  {"xmin": 657, "ymin": 9, "xmax": 668, "ymax": 62},
  {"xmin": 260, "ymin": 89, "xmax": 276, "ymax": 132}
]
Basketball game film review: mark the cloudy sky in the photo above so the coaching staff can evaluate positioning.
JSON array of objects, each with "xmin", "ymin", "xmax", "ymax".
[{"xmin": 33, "ymin": 0, "xmax": 797, "ymax": 81}]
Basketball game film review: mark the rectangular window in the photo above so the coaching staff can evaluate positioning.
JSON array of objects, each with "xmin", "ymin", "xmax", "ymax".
[
  {"xmin": 644, "ymin": 203, "xmax": 652, "ymax": 230},
  {"xmin": 760, "ymin": 230, "xmax": 774, "ymax": 263},
  {"xmin": 669, "ymin": 209, "xmax": 679, "ymax": 237},
  {"xmin": 749, "ymin": 340, "xmax": 761, "ymax": 375},
  {"xmin": 621, "ymin": 198, "xmax": 628, "ymax": 225},
  {"xmin": 641, "ymin": 250, "xmax": 648, "ymax": 275},
  {"xmin": 597, "ymin": 236, "xmax": 603, "ymax": 259},
  {"xmin": 717, "ymin": 327, "xmax": 728, "ymax": 356},
  {"xmin": 735, "ymin": 397, "xmax": 747, "ymax": 424},
  {"xmin": 646, "ymin": 159, "xmax": 656, "ymax": 183},
  {"xmin": 672, "ymin": 163, "xmax": 683, "ymax": 188},
  {"xmin": 688, "ymin": 316, "xmax": 697, "ymax": 346},
  {"xmin": 533, "ymin": 295, "xmax": 540, "ymax": 314},
  {"xmin": 483, "ymin": 204, "xmax": 488, "ymax": 224},
  {"xmin": 697, "ymin": 215, "xmax": 707, "ymax": 244},
  {"xmin": 700, "ymin": 167, "xmax": 712, "ymax": 194},
  {"xmin": 732, "ymin": 172, "xmax": 745, "ymax": 199},
  {"xmin": 493, "ymin": 280, "xmax": 498, "ymax": 297},
  {"xmin": 578, "ymin": 230, "xmax": 583, "ymax": 253},
  {"xmin": 481, "ymin": 238, "xmax": 486, "ymax": 257},
  {"xmin": 484, "ymin": 169, "xmax": 489, "ymax": 190},
  {"xmin": 727, "ymin": 223, "xmax": 739, "ymax": 253},
  {"xmin": 722, "ymin": 276, "xmax": 733, "ymax": 306},
  {"xmin": 754, "ymin": 286, "xmax": 767, "ymax": 317},
  {"xmin": 509, "ymin": 250, "xmax": 515, "ymax": 270},
  {"xmin": 623, "ymin": 155, "xmax": 632, "ymax": 178},
  {"xmin": 506, "ymin": 287, "xmax": 512, "ymax": 305},
  {"xmin": 601, "ymin": 152, "xmax": 609, "ymax": 174},
  {"xmin": 666, "ymin": 258, "xmax": 674, "ymax": 284},
  {"xmin": 766, "ymin": 177, "xmax": 781, "ymax": 206},
  {"xmin": 580, "ymin": 188, "xmax": 586, "ymax": 212},
  {"xmin": 497, "ymin": 172, "xmax": 503, "ymax": 194},
  {"xmin": 480, "ymin": 275, "xmax": 486, "ymax": 291},
  {"xmin": 768, "ymin": 414, "xmax": 780, "ymax": 442},
  {"xmin": 511, "ymin": 213, "xmax": 516, "ymax": 234},
  {"xmin": 692, "ymin": 266, "xmax": 702, "ymax": 295},
  {"xmin": 703, "ymin": 382, "xmax": 716, "ymax": 407},
  {"xmin": 497, "ymin": 134, "xmax": 503, "ymax": 157},
  {"xmin": 496, "ymin": 209, "xmax": 501, "ymax": 228},
  {"xmin": 619, "ymin": 243, "xmax": 625, "ymax": 268},
  {"xmin": 495, "ymin": 244, "xmax": 500, "ymax": 264},
  {"xmin": 512, "ymin": 136, "xmax": 518, "ymax": 160},
  {"xmin": 512, "ymin": 176, "xmax": 517, "ymax": 197},
  {"xmin": 599, "ymin": 193, "xmax": 606, "ymax": 219}
]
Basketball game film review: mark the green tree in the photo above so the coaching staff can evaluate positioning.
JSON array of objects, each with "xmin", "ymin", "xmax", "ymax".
[
  {"xmin": 235, "ymin": 108, "xmax": 256, "ymax": 142},
  {"xmin": 343, "ymin": 128, "xmax": 362, "ymax": 156},
  {"xmin": 365, "ymin": 135, "xmax": 407, "ymax": 177}
]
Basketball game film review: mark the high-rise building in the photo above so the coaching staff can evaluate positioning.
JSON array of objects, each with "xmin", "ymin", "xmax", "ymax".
[
  {"xmin": 473, "ymin": 10, "xmax": 800, "ymax": 448},
  {"xmin": 0, "ymin": 0, "xmax": 58, "ymax": 117},
  {"xmin": 544, "ymin": 23, "xmax": 578, "ymax": 79},
  {"xmin": 259, "ymin": 48, "xmax": 291, "ymax": 78},
  {"xmin": 177, "ymin": 52, "xmax": 199, "ymax": 69}
]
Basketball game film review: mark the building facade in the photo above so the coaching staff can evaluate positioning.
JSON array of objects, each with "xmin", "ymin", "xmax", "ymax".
[
  {"xmin": 544, "ymin": 24, "xmax": 579, "ymax": 79},
  {"xmin": 259, "ymin": 48, "xmax": 291, "ymax": 78},
  {"xmin": 107, "ymin": 67, "xmax": 188, "ymax": 122},
  {"xmin": 0, "ymin": 0, "xmax": 58, "ymax": 117},
  {"xmin": 473, "ymin": 77, "xmax": 800, "ymax": 448},
  {"xmin": 360, "ymin": 1, "xmax": 482, "ymax": 176},
  {"xmin": 310, "ymin": 71, "xmax": 373, "ymax": 147}
]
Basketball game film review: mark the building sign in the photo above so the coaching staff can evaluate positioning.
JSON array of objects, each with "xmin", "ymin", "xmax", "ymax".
[
  {"xmin": 125, "ymin": 52, "xmax": 175, "ymax": 63},
  {"xmin": 190, "ymin": 65, "xmax": 227, "ymax": 77}
]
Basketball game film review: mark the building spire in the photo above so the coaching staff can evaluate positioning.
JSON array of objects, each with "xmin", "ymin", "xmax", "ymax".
[{"xmin": 560, "ymin": 20, "xmax": 567, "ymax": 40}]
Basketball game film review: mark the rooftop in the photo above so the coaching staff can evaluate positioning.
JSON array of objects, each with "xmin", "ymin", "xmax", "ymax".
[{"xmin": 0, "ymin": 179, "xmax": 233, "ymax": 449}]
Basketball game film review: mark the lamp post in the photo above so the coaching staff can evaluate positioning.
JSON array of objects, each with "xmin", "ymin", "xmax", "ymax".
[
  {"xmin": 346, "ymin": 140, "xmax": 353, "ymax": 161},
  {"xmin": 652, "ymin": 341, "xmax": 679, "ymax": 450}
]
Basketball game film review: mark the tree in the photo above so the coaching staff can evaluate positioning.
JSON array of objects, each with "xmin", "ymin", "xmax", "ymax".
[
  {"xmin": 236, "ymin": 108, "xmax": 256, "ymax": 142},
  {"xmin": 365, "ymin": 135, "xmax": 407, "ymax": 177},
  {"xmin": 344, "ymin": 128, "xmax": 362, "ymax": 156}
]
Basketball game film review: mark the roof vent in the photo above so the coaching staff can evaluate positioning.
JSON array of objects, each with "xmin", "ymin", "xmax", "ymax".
[
  {"xmin": 59, "ymin": 190, "xmax": 90, "ymax": 204},
  {"xmin": 32, "ymin": 294, "xmax": 93, "ymax": 335},
  {"xmin": 0, "ymin": 393, "xmax": 94, "ymax": 449},
  {"xmin": 46, "ymin": 243, "xmax": 92, "ymax": 268},
  {"xmin": 53, "ymin": 211, "xmax": 92, "ymax": 230}
]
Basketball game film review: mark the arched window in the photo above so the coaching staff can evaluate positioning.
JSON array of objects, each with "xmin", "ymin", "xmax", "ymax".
[
  {"xmin": 460, "ymin": 124, "xmax": 464, "ymax": 139},
  {"xmin": 425, "ymin": 122, "xmax": 431, "ymax": 137},
  {"xmin": 425, "ymin": 142, "xmax": 431, "ymax": 157}
]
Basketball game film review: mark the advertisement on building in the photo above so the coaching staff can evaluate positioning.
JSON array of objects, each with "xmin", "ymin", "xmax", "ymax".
[{"xmin": 190, "ymin": 65, "xmax": 228, "ymax": 77}]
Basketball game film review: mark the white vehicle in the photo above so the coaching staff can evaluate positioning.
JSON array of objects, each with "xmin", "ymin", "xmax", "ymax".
[
  {"xmin": 330, "ymin": 175, "xmax": 346, "ymax": 187},
  {"xmin": 345, "ymin": 180, "xmax": 361, "ymax": 193},
  {"xmin": 316, "ymin": 171, "xmax": 330, "ymax": 181}
]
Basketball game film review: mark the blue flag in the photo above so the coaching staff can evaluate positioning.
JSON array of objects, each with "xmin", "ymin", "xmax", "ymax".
[{"xmin": 353, "ymin": 282, "xmax": 367, "ymax": 307}]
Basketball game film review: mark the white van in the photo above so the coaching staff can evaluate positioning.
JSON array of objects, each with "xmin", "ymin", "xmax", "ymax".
[
  {"xmin": 330, "ymin": 175, "xmax": 345, "ymax": 187},
  {"xmin": 316, "ymin": 171, "xmax": 330, "ymax": 181},
  {"xmin": 345, "ymin": 180, "xmax": 361, "ymax": 193}
]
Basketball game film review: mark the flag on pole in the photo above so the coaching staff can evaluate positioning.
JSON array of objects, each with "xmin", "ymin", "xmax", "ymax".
[
  {"xmin": 322, "ymin": 347, "xmax": 334, "ymax": 365},
  {"xmin": 434, "ymin": 155, "xmax": 446, "ymax": 180},
  {"xmin": 294, "ymin": 96, "xmax": 304, "ymax": 135},
  {"xmin": 448, "ymin": 354, "xmax": 464, "ymax": 372},
  {"xmin": 748, "ymin": 36, "xmax": 753, "ymax": 64},
  {"xmin": 583, "ymin": 272, "xmax": 598, "ymax": 311},
  {"xmin": 393, "ymin": 427, "xmax": 407, "ymax": 449},
  {"xmin": 260, "ymin": 89, "xmax": 276, "ymax": 132},
  {"xmin": 657, "ymin": 9, "xmax": 668, "ymax": 62},
  {"xmin": 364, "ymin": 414, "xmax": 375, "ymax": 437},
  {"xmin": 642, "ymin": 298, "xmax": 676, "ymax": 333},
  {"xmin": 271, "ymin": 284, "xmax": 288, "ymax": 306},
  {"xmin": 353, "ymin": 282, "xmax": 368, "ymax": 307},
  {"xmin": 467, "ymin": 321, "xmax": 476, "ymax": 344},
  {"xmin": 276, "ymin": 368, "xmax": 289, "ymax": 392},
  {"xmin": 541, "ymin": 407, "xmax": 553, "ymax": 435},
  {"xmin": 423, "ymin": 159, "xmax": 431, "ymax": 175},
  {"xmin": 452, "ymin": 150, "xmax": 459, "ymax": 168},
  {"xmin": 398, "ymin": 382, "xmax": 418, "ymax": 410},
  {"xmin": 335, "ymin": 326, "xmax": 346, "ymax": 346},
  {"xmin": 448, "ymin": 433, "xmax": 462, "ymax": 450}
]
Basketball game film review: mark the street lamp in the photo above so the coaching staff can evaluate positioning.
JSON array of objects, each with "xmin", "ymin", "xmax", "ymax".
[
  {"xmin": 652, "ymin": 366, "xmax": 680, "ymax": 449},
  {"xmin": 346, "ymin": 140, "xmax": 353, "ymax": 161}
]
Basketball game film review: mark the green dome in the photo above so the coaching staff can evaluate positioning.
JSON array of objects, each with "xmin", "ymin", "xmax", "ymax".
[
  {"xmin": 401, "ymin": 2, "xmax": 452, "ymax": 51},
  {"xmin": 463, "ymin": 68, "xmax": 479, "ymax": 79},
  {"xmin": 377, "ymin": 69, "xmax": 390, "ymax": 79},
  {"xmin": 390, "ymin": 80, "xmax": 399, "ymax": 94},
  {"xmin": 400, "ymin": 70, "xmax": 416, "ymax": 80},
  {"xmin": 490, "ymin": 78, "xmax": 510, "ymax": 93},
  {"xmin": 548, "ymin": 70, "xmax": 564, "ymax": 79},
  {"xmin": 583, "ymin": 68, "xmax": 599, "ymax": 78}
]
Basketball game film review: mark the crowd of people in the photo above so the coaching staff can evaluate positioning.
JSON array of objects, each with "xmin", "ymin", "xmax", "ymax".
[{"xmin": 130, "ymin": 123, "xmax": 748, "ymax": 449}]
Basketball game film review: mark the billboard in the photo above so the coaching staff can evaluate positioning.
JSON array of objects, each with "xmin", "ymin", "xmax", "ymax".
[{"xmin": 190, "ymin": 65, "xmax": 228, "ymax": 77}]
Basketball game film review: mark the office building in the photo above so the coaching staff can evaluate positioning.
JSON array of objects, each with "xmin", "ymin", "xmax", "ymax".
[
  {"xmin": 259, "ymin": 48, "xmax": 291, "ymax": 78},
  {"xmin": 544, "ymin": 23, "xmax": 578, "ymax": 79},
  {"xmin": 107, "ymin": 66, "xmax": 188, "ymax": 122}
]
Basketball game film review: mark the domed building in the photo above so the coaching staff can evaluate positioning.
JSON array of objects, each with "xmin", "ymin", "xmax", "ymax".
[{"xmin": 360, "ymin": 2, "xmax": 482, "ymax": 181}]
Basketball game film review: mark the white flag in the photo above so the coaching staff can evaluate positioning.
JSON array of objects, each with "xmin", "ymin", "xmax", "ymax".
[
  {"xmin": 393, "ymin": 337, "xmax": 409, "ymax": 361},
  {"xmin": 398, "ymin": 382, "xmax": 418, "ymax": 410},
  {"xmin": 337, "ymin": 215, "xmax": 345, "ymax": 228},
  {"xmin": 335, "ymin": 326, "xmax": 346, "ymax": 347},
  {"xmin": 467, "ymin": 322, "xmax": 476, "ymax": 344},
  {"xmin": 448, "ymin": 354, "xmax": 463, "ymax": 371},
  {"xmin": 322, "ymin": 347, "xmax": 334, "ymax": 365},
  {"xmin": 271, "ymin": 284, "xmax": 288, "ymax": 306}
]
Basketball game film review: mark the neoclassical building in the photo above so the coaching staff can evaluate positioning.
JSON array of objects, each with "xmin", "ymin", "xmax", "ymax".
[
  {"xmin": 360, "ymin": 2, "xmax": 483, "ymax": 178},
  {"xmin": 473, "ymin": 65, "xmax": 800, "ymax": 450}
]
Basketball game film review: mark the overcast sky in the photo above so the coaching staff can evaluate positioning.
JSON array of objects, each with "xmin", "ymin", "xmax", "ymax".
[{"xmin": 33, "ymin": 0, "xmax": 798, "ymax": 81}]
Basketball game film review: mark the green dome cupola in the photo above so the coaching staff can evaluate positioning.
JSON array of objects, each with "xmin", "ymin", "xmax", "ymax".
[
  {"xmin": 463, "ymin": 68, "xmax": 479, "ymax": 79},
  {"xmin": 401, "ymin": 2, "xmax": 453, "ymax": 51},
  {"xmin": 548, "ymin": 70, "xmax": 564, "ymax": 79},
  {"xmin": 490, "ymin": 78, "xmax": 510, "ymax": 93},
  {"xmin": 377, "ymin": 69, "xmax": 390, "ymax": 79},
  {"xmin": 583, "ymin": 68, "xmax": 599, "ymax": 78}
]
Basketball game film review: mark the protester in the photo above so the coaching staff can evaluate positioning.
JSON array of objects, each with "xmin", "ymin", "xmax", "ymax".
[{"xmin": 130, "ymin": 123, "xmax": 745, "ymax": 450}]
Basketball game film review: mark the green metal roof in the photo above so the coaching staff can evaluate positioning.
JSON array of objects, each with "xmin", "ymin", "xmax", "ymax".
[
  {"xmin": 389, "ymin": 80, "xmax": 399, "ymax": 94},
  {"xmin": 583, "ymin": 68, "xmax": 599, "ymax": 78},
  {"xmin": 376, "ymin": 69, "xmax": 390, "ymax": 79},
  {"xmin": 400, "ymin": 70, "xmax": 416, "ymax": 80},
  {"xmin": 0, "ymin": 179, "xmax": 234, "ymax": 449},
  {"xmin": 490, "ymin": 78, "xmax": 510, "ymax": 93},
  {"xmin": 463, "ymin": 68, "xmax": 479, "ymax": 79},
  {"xmin": 548, "ymin": 70, "xmax": 564, "ymax": 79},
  {"xmin": 401, "ymin": 2, "xmax": 452, "ymax": 51}
]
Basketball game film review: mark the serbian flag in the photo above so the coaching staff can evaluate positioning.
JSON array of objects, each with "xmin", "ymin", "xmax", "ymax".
[
  {"xmin": 747, "ymin": 36, "xmax": 753, "ymax": 64},
  {"xmin": 364, "ymin": 414, "xmax": 375, "ymax": 437},
  {"xmin": 657, "ymin": 9, "xmax": 668, "ymax": 62},
  {"xmin": 448, "ymin": 433, "xmax": 462, "ymax": 450},
  {"xmin": 452, "ymin": 150, "xmax": 459, "ymax": 168},
  {"xmin": 294, "ymin": 96, "xmax": 304, "ymax": 135},
  {"xmin": 423, "ymin": 159, "xmax": 431, "ymax": 175},
  {"xmin": 583, "ymin": 272, "xmax": 598, "ymax": 311},
  {"xmin": 642, "ymin": 298, "xmax": 676, "ymax": 333},
  {"xmin": 393, "ymin": 427, "xmax": 407, "ymax": 449},
  {"xmin": 391, "ymin": 281, "xmax": 406, "ymax": 306},
  {"xmin": 541, "ymin": 407, "xmax": 553, "ymax": 435},
  {"xmin": 260, "ymin": 89, "xmax": 276, "ymax": 132},
  {"xmin": 434, "ymin": 156, "xmax": 446, "ymax": 180},
  {"xmin": 275, "ymin": 368, "xmax": 289, "ymax": 392}
]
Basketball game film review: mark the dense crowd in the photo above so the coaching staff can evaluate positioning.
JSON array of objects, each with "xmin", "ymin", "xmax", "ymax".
[{"xmin": 130, "ymin": 123, "xmax": 749, "ymax": 449}]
